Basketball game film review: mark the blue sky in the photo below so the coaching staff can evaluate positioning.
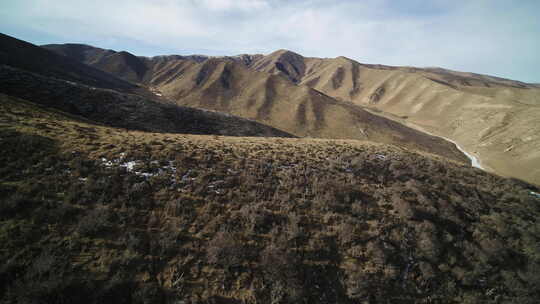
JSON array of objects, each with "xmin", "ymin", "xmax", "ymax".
[{"xmin": 1, "ymin": 0, "xmax": 539, "ymax": 82}]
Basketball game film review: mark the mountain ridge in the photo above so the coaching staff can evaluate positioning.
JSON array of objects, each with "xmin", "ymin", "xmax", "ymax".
[
  {"xmin": 0, "ymin": 33, "xmax": 295, "ymax": 138},
  {"xmin": 42, "ymin": 42, "xmax": 471, "ymax": 165},
  {"xmin": 42, "ymin": 42, "xmax": 540, "ymax": 185}
]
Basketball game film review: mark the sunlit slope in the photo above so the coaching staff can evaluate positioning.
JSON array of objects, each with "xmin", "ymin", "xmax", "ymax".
[
  {"xmin": 250, "ymin": 50, "xmax": 540, "ymax": 184},
  {"xmin": 43, "ymin": 44, "xmax": 468, "ymax": 164}
]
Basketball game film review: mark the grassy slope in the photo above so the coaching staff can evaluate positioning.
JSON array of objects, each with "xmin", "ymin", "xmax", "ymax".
[
  {"xmin": 41, "ymin": 43, "xmax": 540, "ymax": 185},
  {"xmin": 251, "ymin": 51, "xmax": 540, "ymax": 185},
  {"xmin": 41, "ymin": 43, "xmax": 469, "ymax": 165},
  {"xmin": 0, "ymin": 65, "xmax": 294, "ymax": 138},
  {"xmin": 0, "ymin": 33, "xmax": 134, "ymax": 92},
  {"xmin": 1, "ymin": 94, "xmax": 539, "ymax": 303}
]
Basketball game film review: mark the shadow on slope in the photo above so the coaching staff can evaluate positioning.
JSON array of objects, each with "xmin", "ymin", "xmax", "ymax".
[
  {"xmin": 0, "ymin": 66, "xmax": 294, "ymax": 138},
  {"xmin": 0, "ymin": 33, "xmax": 135, "ymax": 91}
]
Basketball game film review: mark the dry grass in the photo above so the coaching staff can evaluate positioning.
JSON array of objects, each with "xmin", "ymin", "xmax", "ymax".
[{"xmin": 1, "ymin": 96, "xmax": 540, "ymax": 303}]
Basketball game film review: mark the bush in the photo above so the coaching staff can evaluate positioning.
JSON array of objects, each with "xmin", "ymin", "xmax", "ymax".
[
  {"xmin": 77, "ymin": 208, "xmax": 111, "ymax": 236},
  {"xmin": 260, "ymin": 243, "xmax": 302, "ymax": 303},
  {"xmin": 206, "ymin": 229, "xmax": 244, "ymax": 270}
]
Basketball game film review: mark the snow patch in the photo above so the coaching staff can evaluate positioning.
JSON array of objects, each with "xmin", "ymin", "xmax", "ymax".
[
  {"xmin": 416, "ymin": 131, "xmax": 484, "ymax": 170},
  {"xmin": 120, "ymin": 161, "xmax": 137, "ymax": 171},
  {"xmin": 100, "ymin": 157, "xmax": 178, "ymax": 179},
  {"xmin": 441, "ymin": 137, "xmax": 484, "ymax": 169}
]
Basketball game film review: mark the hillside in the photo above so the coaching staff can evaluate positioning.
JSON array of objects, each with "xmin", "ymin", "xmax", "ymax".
[
  {"xmin": 0, "ymin": 34, "xmax": 538, "ymax": 303},
  {"xmin": 42, "ymin": 44, "xmax": 469, "ymax": 164},
  {"xmin": 44, "ymin": 44, "xmax": 540, "ymax": 184},
  {"xmin": 0, "ymin": 67, "xmax": 293, "ymax": 138},
  {"xmin": 0, "ymin": 34, "xmax": 293, "ymax": 138},
  {"xmin": 0, "ymin": 33, "xmax": 135, "ymax": 92},
  {"xmin": 1, "ymin": 90, "xmax": 540, "ymax": 303},
  {"xmin": 247, "ymin": 50, "xmax": 540, "ymax": 185}
]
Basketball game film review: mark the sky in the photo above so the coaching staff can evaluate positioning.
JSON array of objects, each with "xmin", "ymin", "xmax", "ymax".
[{"xmin": 1, "ymin": 0, "xmax": 539, "ymax": 83}]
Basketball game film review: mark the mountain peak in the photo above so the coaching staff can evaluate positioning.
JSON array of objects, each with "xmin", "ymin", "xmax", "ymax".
[{"xmin": 268, "ymin": 49, "xmax": 303, "ymax": 58}]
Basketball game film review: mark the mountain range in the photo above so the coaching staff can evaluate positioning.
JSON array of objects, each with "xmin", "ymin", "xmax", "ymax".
[{"xmin": 43, "ymin": 42, "xmax": 540, "ymax": 185}]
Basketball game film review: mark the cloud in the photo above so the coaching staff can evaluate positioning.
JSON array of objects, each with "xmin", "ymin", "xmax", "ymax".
[
  {"xmin": 1, "ymin": 0, "xmax": 538, "ymax": 82},
  {"xmin": 196, "ymin": 0, "xmax": 269, "ymax": 11}
]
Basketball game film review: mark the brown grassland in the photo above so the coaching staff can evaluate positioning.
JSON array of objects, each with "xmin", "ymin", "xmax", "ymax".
[
  {"xmin": 1, "ymin": 94, "xmax": 540, "ymax": 303},
  {"xmin": 42, "ymin": 43, "xmax": 540, "ymax": 185}
]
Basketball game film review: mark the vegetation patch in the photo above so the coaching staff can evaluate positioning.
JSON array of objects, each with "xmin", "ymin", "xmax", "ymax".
[{"xmin": 1, "ymin": 97, "xmax": 539, "ymax": 303}]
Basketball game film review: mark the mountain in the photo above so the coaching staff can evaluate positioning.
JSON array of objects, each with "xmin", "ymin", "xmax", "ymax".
[
  {"xmin": 43, "ymin": 43, "xmax": 263, "ymax": 84},
  {"xmin": 245, "ymin": 50, "xmax": 540, "ymax": 185},
  {"xmin": 43, "ymin": 43, "xmax": 469, "ymax": 165},
  {"xmin": 43, "ymin": 43, "xmax": 148, "ymax": 84},
  {"xmin": 44, "ymin": 44, "xmax": 540, "ymax": 185},
  {"xmin": 0, "ymin": 33, "xmax": 293, "ymax": 138},
  {"xmin": 0, "ymin": 33, "xmax": 136, "ymax": 91}
]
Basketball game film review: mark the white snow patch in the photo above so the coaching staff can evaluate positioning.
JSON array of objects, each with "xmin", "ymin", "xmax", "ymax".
[
  {"xmin": 415, "ymin": 131, "xmax": 484, "ymax": 170},
  {"xmin": 99, "ymin": 157, "xmax": 179, "ymax": 181},
  {"xmin": 101, "ymin": 158, "xmax": 114, "ymax": 167},
  {"xmin": 120, "ymin": 161, "xmax": 137, "ymax": 171},
  {"xmin": 441, "ymin": 136, "xmax": 484, "ymax": 169},
  {"xmin": 375, "ymin": 154, "xmax": 387, "ymax": 160}
]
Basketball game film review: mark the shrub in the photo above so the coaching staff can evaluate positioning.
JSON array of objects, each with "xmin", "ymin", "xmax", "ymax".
[
  {"xmin": 77, "ymin": 208, "xmax": 111, "ymax": 236},
  {"xmin": 260, "ymin": 243, "xmax": 302, "ymax": 303},
  {"xmin": 206, "ymin": 229, "xmax": 244, "ymax": 270}
]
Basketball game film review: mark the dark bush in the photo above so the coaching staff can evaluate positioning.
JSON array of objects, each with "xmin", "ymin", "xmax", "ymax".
[
  {"xmin": 206, "ymin": 229, "xmax": 244, "ymax": 270},
  {"xmin": 77, "ymin": 208, "xmax": 111, "ymax": 236}
]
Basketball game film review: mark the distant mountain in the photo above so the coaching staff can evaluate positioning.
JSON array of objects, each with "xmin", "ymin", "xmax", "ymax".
[
  {"xmin": 42, "ymin": 43, "xmax": 263, "ymax": 84},
  {"xmin": 250, "ymin": 51, "xmax": 540, "ymax": 184},
  {"xmin": 0, "ymin": 33, "xmax": 135, "ymax": 91},
  {"xmin": 43, "ymin": 43, "xmax": 469, "ymax": 165},
  {"xmin": 0, "ymin": 33, "xmax": 294, "ymax": 138},
  {"xmin": 43, "ymin": 42, "xmax": 540, "ymax": 185}
]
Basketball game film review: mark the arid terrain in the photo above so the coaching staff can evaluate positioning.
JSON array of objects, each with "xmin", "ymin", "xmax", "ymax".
[
  {"xmin": 42, "ymin": 42, "xmax": 469, "ymax": 165},
  {"xmin": 44, "ymin": 44, "xmax": 540, "ymax": 185},
  {"xmin": 1, "ymin": 32, "xmax": 539, "ymax": 303},
  {"xmin": 255, "ymin": 51, "xmax": 540, "ymax": 185},
  {"xmin": 2, "ymin": 93, "xmax": 540, "ymax": 303}
]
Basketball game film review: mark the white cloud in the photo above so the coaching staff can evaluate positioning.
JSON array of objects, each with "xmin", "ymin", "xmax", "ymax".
[
  {"xmin": 196, "ymin": 0, "xmax": 269, "ymax": 11},
  {"xmin": 1, "ymin": 0, "xmax": 538, "ymax": 82}
]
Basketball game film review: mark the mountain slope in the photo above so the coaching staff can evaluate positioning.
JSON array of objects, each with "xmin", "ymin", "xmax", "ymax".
[
  {"xmin": 0, "ymin": 33, "xmax": 136, "ymax": 91},
  {"xmin": 1, "ymin": 95, "xmax": 540, "ymax": 303},
  {"xmin": 45, "ymin": 44, "xmax": 469, "ymax": 164},
  {"xmin": 244, "ymin": 51, "xmax": 540, "ymax": 185},
  {"xmin": 0, "ymin": 33, "xmax": 293, "ymax": 138},
  {"xmin": 150, "ymin": 58, "xmax": 469, "ymax": 163},
  {"xmin": 1, "ymin": 35, "xmax": 539, "ymax": 303},
  {"xmin": 44, "ymin": 44, "xmax": 148, "ymax": 84}
]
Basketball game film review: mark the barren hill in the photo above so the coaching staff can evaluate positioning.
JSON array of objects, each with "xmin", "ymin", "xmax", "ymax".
[
  {"xmin": 246, "ymin": 50, "xmax": 540, "ymax": 185},
  {"xmin": 0, "ymin": 34, "xmax": 135, "ymax": 92},
  {"xmin": 0, "ymin": 34, "xmax": 539, "ymax": 303},
  {"xmin": 0, "ymin": 34, "xmax": 293, "ymax": 138},
  {"xmin": 43, "ymin": 44, "xmax": 468, "ymax": 164},
  {"xmin": 44, "ymin": 43, "xmax": 540, "ymax": 184}
]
